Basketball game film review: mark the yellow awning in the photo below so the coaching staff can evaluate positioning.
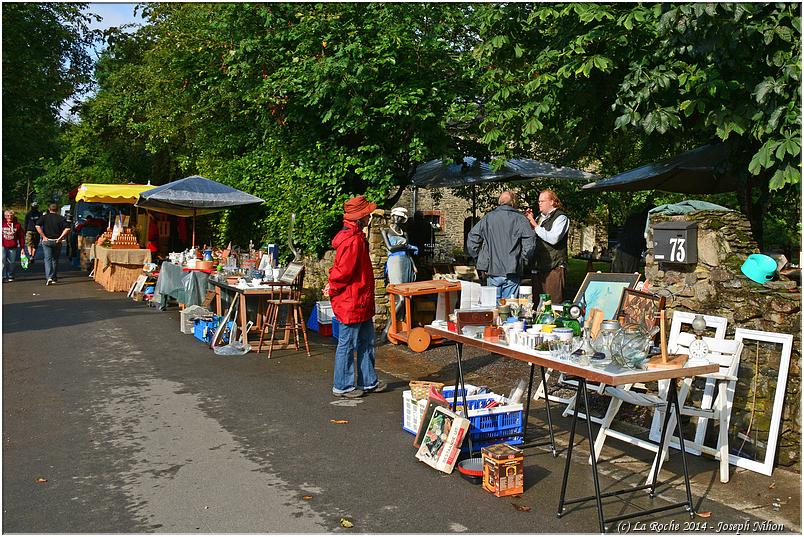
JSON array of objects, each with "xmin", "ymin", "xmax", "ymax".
[{"xmin": 74, "ymin": 183, "xmax": 153, "ymax": 204}]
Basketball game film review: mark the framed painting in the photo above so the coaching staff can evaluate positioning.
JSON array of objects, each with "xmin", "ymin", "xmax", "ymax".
[
  {"xmin": 573, "ymin": 272, "xmax": 641, "ymax": 321},
  {"xmin": 617, "ymin": 288, "xmax": 666, "ymax": 328}
]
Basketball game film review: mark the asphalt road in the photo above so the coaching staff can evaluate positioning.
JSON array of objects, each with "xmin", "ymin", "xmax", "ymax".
[{"xmin": 3, "ymin": 256, "xmax": 796, "ymax": 533}]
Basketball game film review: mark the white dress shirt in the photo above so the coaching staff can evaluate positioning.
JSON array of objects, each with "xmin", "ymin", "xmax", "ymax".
[{"xmin": 534, "ymin": 209, "xmax": 569, "ymax": 245}]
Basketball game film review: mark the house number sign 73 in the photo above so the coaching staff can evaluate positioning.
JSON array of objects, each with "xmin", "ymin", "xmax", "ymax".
[{"xmin": 668, "ymin": 237, "xmax": 686, "ymax": 262}]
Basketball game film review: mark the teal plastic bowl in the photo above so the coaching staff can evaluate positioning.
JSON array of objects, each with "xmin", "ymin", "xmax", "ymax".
[{"xmin": 740, "ymin": 254, "xmax": 777, "ymax": 284}]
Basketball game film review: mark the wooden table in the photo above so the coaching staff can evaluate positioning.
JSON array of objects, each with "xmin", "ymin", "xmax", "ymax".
[
  {"xmin": 386, "ymin": 280, "xmax": 462, "ymax": 352},
  {"xmin": 210, "ymin": 280, "xmax": 292, "ymax": 349},
  {"xmin": 91, "ymin": 245, "xmax": 152, "ymax": 292},
  {"xmin": 425, "ymin": 325, "xmax": 718, "ymax": 533}
]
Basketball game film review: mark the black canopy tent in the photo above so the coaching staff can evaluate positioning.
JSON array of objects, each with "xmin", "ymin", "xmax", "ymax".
[
  {"xmin": 581, "ymin": 143, "xmax": 740, "ymax": 194},
  {"xmin": 410, "ymin": 156, "xmax": 598, "ymax": 219},
  {"xmin": 135, "ymin": 175, "xmax": 264, "ymax": 247}
]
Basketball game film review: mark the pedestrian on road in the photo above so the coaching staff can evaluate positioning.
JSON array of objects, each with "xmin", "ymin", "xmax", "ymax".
[
  {"xmin": 326, "ymin": 195, "xmax": 387, "ymax": 398},
  {"xmin": 525, "ymin": 189, "xmax": 570, "ymax": 303},
  {"xmin": 466, "ymin": 191, "xmax": 536, "ymax": 299},
  {"xmin": 3, "ymin": 210, "xmax": 26, "ymax": 282},
  {"xmin": 23, "ymin": 202, "xmax": 42, "ymax": 265},
  {"xmin": 35, "ymin": 203, "xmax": 70, "ymax": 286}
]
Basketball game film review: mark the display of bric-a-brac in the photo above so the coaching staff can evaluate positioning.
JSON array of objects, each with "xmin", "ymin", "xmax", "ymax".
[{"xmin": 573, "ymin": 272, "xmax": 641, "ymax": 320}]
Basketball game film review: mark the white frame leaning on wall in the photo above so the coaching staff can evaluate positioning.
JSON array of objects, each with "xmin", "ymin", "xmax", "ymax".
[{"xmin": 730, "ymin": 328, "xmax": 794, "ymax": 477}]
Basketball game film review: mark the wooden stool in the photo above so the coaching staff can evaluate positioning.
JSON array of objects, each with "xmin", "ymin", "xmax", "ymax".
[{"xmin": 257, "ymin": 299, "xmax": 310, "ymax": 358}]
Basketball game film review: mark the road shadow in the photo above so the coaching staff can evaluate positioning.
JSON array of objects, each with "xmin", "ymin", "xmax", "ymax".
[{"xmin": 2, "ymin": 297, "xmax": 153, "ymax": 334}]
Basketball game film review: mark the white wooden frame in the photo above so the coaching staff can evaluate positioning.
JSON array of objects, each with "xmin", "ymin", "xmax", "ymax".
[{"xmin": 729, "ymin": 328, "xmax": 793, "ymax": 476}]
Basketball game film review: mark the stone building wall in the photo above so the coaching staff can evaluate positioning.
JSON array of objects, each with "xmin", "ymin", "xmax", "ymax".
[
  {"xmin": 645, "ymin": 210, "xmax": 801, "ymax": 471},
  {"xmin": 396, "ymin": 187, "xmax": 608, "ymax": 262}
]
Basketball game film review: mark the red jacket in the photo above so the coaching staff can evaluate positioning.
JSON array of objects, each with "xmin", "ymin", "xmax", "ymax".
[
  {"xmin": 328, "ymin": 220, "xmax": 375, "ymax": 325},
  {"xmin": 2, "ymin": 220, "xmax": 23, "ymax": 249}
]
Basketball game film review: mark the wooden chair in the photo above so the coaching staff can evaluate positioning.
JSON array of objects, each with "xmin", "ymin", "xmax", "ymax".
[{"xmin": 257, "ymin": 263, "xmax": 310, "ymax": 358}]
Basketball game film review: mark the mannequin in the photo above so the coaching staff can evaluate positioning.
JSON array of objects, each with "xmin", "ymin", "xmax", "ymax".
[
  {"xmin": 381, "ymin": 207, "xmax": 417, "ymax": 334},
  {"xmin": 381, "ymin": 207, "xmax": 417, "ymax": 285}
]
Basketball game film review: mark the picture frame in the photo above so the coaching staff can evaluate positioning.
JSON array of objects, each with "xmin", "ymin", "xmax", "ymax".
[
  {"xmin": 413, "ymin": 395, "xmax": 450, "ymax": 449},
  {"xmin": 616, "ymin": 288, "xmax": 666, "ymax": 329},
  {"xmin": 128, "ymin": 274, "xmax": 148, "ymax": 298},
  {"xmin": 728, "ymin": 328, "xmax": 793, "ymax": 476},
  {"xmin": 573, "ymin": 272, "xmax": 641, "ymax": 321},
  {"xmin": 279, "ymin": 261, "xmax": 304, "ymax": 285}
]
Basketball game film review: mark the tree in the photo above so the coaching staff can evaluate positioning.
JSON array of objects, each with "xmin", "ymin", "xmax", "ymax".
[
  {"xmin": 2, "ymin": 3, "xmax": 101, "ymax": 205},
  {"xmin": 471, "ymin": 3, "xmax": 800, "ymax": 248}
]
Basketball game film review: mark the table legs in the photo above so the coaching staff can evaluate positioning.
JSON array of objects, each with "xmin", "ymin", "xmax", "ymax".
[
  {"xmin": 451, "ymin": 343, "xmax": 472, "ymax": 453},
  {"xmin": 556, "ymin": 377, "xmax": 695, "ymax": 533},
  {"xmin": 522, "ymin": 365, "xmax": 557, "ymax": 456}
]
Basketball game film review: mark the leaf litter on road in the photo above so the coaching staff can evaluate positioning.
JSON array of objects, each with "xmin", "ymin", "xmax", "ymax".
[
  {"xmin": 339, "ymin": 517, "xmax": 354, "ymax": 528},
  {"xmin": 330, "ymin": 419, "xmax": 349, "ymax": 424}
]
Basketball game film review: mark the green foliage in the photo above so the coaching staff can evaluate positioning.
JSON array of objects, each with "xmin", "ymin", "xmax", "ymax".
[{"xmin": 2, "ymin": 3, "xmax": 101, "ymax": 205}]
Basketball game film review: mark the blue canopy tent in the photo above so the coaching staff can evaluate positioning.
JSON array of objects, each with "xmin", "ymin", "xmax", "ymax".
[{"xmin": 136, "ymin": 175, "xmax": 264, "ymax": 246}]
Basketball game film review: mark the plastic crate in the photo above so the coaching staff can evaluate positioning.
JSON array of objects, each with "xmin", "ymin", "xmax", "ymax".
[
  {"xmin": 317, "ymin": 301, "xmax": 333, "ymax": 323},
  {"xmin": 402, "ymin": 390, "xmax": 523, "ymax": 452},
  {"xmin": 193, "ymin": 316, "xmax": 234, "ymax": 344},
  {"xmin": 318, "ymin": 322, "xmax": 332, "ymax": 337},
  {"xmin": 401, "ymin": 384, "xmax": 479, "ymax": 434}
]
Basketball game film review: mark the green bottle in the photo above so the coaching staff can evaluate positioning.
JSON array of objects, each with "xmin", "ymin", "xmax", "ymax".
[
  {"xmin": 556, "ymin": 301, "xmax": 582, "ymax": 336},
  {"xmin": 536, "ymin": 295, "xmax": 555, "ymax": 324}
]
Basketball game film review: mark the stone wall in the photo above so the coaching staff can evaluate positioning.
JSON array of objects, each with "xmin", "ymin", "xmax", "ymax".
[
  {"xmin": 645, "ymin": 210, "xmax": 801, "ymax": 471},
  {"xmin": 397, "ymin": 187, "xmax": 608, "ymax": 262}
]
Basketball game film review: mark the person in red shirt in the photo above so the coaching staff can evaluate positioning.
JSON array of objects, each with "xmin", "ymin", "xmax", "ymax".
[
  {"xmin": 3, "ymin": 210, "xmax": 26, "ymax": 282},
  {"xmin": 327, "ymin": 195, "xmax": 387, "ymax": 398}
]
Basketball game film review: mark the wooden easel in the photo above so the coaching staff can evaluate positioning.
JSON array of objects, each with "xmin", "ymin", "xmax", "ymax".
[{"xmin": 647, "ymin": 310, "xmax": 688, "ymax": 370}]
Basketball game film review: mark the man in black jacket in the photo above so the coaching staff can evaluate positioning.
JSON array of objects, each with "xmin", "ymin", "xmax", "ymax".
[
  {"xmin": 35, "ymin": 204, "xmax": 70, "ymax": 285},
  {"xmin": 526, "ymin": 189, "xmax": 569, "ymax": 303},
  {"xmin": 466, "ymin": 191, "xmax": 535, "ymax": 299}
]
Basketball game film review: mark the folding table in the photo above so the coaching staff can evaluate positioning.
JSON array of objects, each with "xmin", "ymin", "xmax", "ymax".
[{"xmin": 424, "ymin": 325, "xmax": 718, "ymax": 533}]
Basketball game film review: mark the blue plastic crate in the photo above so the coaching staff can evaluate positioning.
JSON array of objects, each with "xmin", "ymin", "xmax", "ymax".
[{"xmin": 193, "ymin": 316, "xmax": 234, "ymax": 344}]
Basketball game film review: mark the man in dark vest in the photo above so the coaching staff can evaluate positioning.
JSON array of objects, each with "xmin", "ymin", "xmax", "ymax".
[
  {"xmin": 526, "ymin": 189, "xmax": 569, "ymax": 302},
  {"xmin": 467, "ymin": 191, "xmax": 535, "ymax": 299}
]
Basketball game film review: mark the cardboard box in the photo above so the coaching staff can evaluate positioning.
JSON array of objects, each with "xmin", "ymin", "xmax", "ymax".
[
  {"xmin": 482, "ymin": 443, "xmax": 524, "ymax": 497},
  {"xmin": 415, "ymin": 406, "xmax": 470, "ymax": 474}
]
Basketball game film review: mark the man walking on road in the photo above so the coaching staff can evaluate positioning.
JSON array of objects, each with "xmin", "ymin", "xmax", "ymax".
[
  {"xmin": 24, "ymin": 201, "xmax": 42, "ymax": 265},
  {"xmin": 35, "ymin": 203, "xmax": 70, "ymax": 286},
  {"xmin": 466, "ymin": 191, "xmax": 536, "ymax": 299},
  {"xmin": 327, "ymin": 195, "xmax": 387, "ymax": 398}
]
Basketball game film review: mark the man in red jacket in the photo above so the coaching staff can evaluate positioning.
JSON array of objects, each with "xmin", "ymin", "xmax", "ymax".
[{"xmin": 328, "ymin": 195, "xmax": 387, "ymax": 398}]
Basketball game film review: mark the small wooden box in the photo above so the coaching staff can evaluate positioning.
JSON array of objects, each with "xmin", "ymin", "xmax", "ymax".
[
  {"xmin": 455, "ymin": 309, "xmax": 494, "ymax": 331},
  {"xmin": 482, "ymin": 443, "xmax": 524, "ymax": 497}
]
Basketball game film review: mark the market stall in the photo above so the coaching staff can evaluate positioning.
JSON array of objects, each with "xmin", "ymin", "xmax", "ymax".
[
  {"xmin": 91, "ymin": 243, "xmax": 152, "ymax": 292},
  {"xmin": 74, "ymin": 183, "xmax": 154, "ymax": 272}
]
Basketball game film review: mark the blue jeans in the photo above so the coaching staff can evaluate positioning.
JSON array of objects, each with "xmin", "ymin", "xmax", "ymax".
[
  {"xmin": 487, "ymin": 274, "xmax": 520, "ymax": 300},
  {"xmin": 2, "ymin": 247, "xmax": 19, "ymax": 279},
  {"xmin": 333, "ymin": 319, "xmax": 379, "ymax": 394},
  {"xmin": 41, "ymin": 239, "xmax": 61, "ymax": 281}
]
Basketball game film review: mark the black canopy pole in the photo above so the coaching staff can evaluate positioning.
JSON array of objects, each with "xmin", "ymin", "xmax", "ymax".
[
  {"xmin": 472, "ymin": 184, "xmax": 477, "ymax": 222},
  {"xmin": 192, "ymin": 207, "xmax": 196, "ymax": 248}
]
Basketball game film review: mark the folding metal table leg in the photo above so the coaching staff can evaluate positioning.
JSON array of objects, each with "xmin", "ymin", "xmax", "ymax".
[
  {"xmin": 523, "ymin": 364, "xmax": 535, "ymax": 438},
  {"xmin": 669, "ymin": 378, "xmax": 695, "ymax": 516},
  {"xmin": 581, "ymin": 378, "xmax": 606, "ymax": 532},
  {"xmin": 556, "ymin": 379, "xmax": 581, "ymax": 518},
  {"xmin": 541, "ymin": 366, "xmax": 557, "ymax": 456},
  {"xmin": 452, "ymin": 342, "xmax": 472, "ymax": 454}
]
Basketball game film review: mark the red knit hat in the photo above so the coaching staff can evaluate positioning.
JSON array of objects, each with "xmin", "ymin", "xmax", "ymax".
[{"xmin": 343, "ymin": 195, "xmax": 377, "ymax": 221}]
